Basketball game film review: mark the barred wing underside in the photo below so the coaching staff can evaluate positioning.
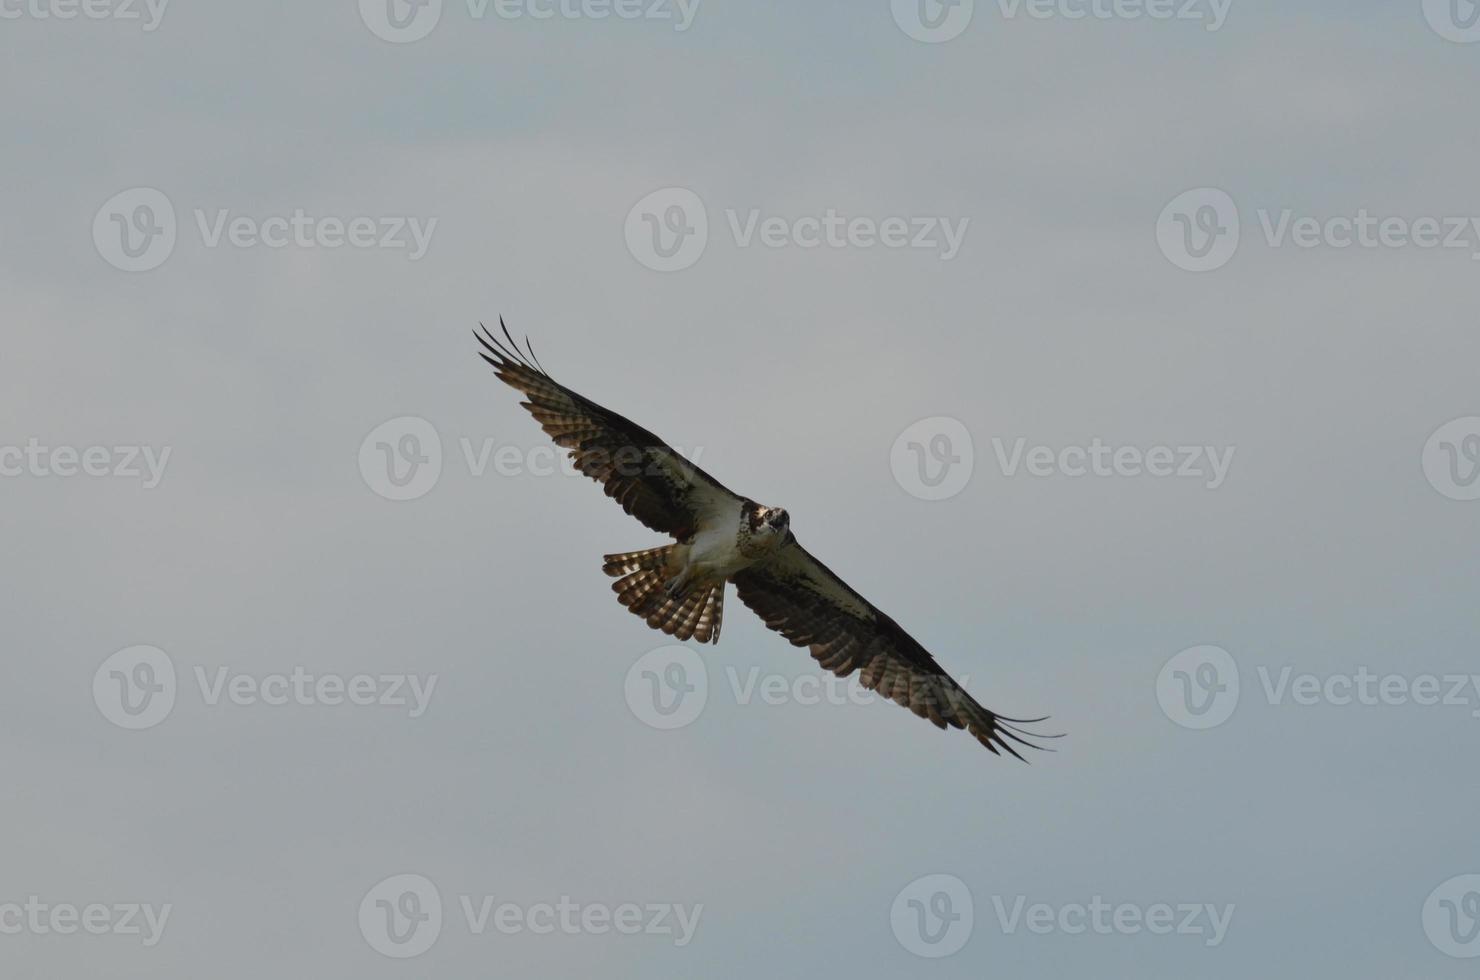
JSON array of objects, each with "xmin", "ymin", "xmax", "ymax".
[
  {"xmin": 732, "ymin": 543, "xmax": 1051, "ymax": 759},
  {"xmin": 476, "ymin": 322, "xmax": 740, "ymax": 538}
]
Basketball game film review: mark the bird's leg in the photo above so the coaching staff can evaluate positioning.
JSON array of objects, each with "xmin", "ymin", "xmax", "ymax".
[{"xmin": 664, "ymin": 567, "xmax": 695, "ymax": 600}]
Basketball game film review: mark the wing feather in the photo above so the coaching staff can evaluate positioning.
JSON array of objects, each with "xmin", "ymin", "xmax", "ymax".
[
  {"xmin": 732, "ymin": 541, "xmax": 1053, "ymax": 759},
  {"xmin": 475, "ymin": 321, "xmax": 740, "ymax": 537}
]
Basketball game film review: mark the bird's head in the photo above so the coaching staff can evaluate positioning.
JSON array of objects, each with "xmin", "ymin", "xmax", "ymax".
[
  {"xmin": 746, "ymin": 503, "xmax": 790, "ymax": 542},
  {"xmin": 760, "ymin": 507, "xmax": 792, "ymax": 550}
]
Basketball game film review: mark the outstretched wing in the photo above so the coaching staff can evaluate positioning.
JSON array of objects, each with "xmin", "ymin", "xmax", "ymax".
[
  {"xmin": 476, "ymin": 321, "xmax": 741, "ymax": 538},
  {"xmin": 732, "ymin": 541, "xmax": 1053, "ymax": 759}
]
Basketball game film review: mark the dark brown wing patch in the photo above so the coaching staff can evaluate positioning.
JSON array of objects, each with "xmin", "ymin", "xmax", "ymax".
[
  {"xmin": 476, "ymin": 321, "xmax": 738, "ymax": 538},
  {"xmin": 732, "ymin": 543, "xmax": 1053, "ymax": 760}
]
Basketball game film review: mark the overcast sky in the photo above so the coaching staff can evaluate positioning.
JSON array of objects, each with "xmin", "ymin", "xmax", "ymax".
[{"xmin": 4, "ymin": 0, "xmax": 1480, "ymax": 976}]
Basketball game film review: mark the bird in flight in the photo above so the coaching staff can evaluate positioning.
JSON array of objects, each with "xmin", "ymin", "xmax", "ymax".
[{"xmin": 476, "ymin": 322, "xmax": 1051, "ymax": 759}]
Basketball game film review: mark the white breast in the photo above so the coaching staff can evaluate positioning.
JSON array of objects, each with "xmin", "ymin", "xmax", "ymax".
[{"xmin": 686, "ymin": 501, "xmax": 749, "ymax": 580}]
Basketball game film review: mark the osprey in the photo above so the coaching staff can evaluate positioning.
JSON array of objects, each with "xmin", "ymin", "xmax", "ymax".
[{"xmin": 477, "ymin": 322, "xmax": 1050, "ymax": 759}]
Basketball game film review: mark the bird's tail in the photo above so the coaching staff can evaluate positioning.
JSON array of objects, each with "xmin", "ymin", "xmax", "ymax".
[
  {"xmin": 602, "ymin": 546, "xmax": 675, "ymax": 579},
  {"xmin": 602, "ymin": 546, "xmax": 724, "ymax": 645}
]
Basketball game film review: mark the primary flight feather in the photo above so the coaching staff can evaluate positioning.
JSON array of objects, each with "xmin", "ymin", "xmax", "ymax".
[{"xmin": 476, "ymin": 321, "xmax": 1051, "ymax": 759}]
